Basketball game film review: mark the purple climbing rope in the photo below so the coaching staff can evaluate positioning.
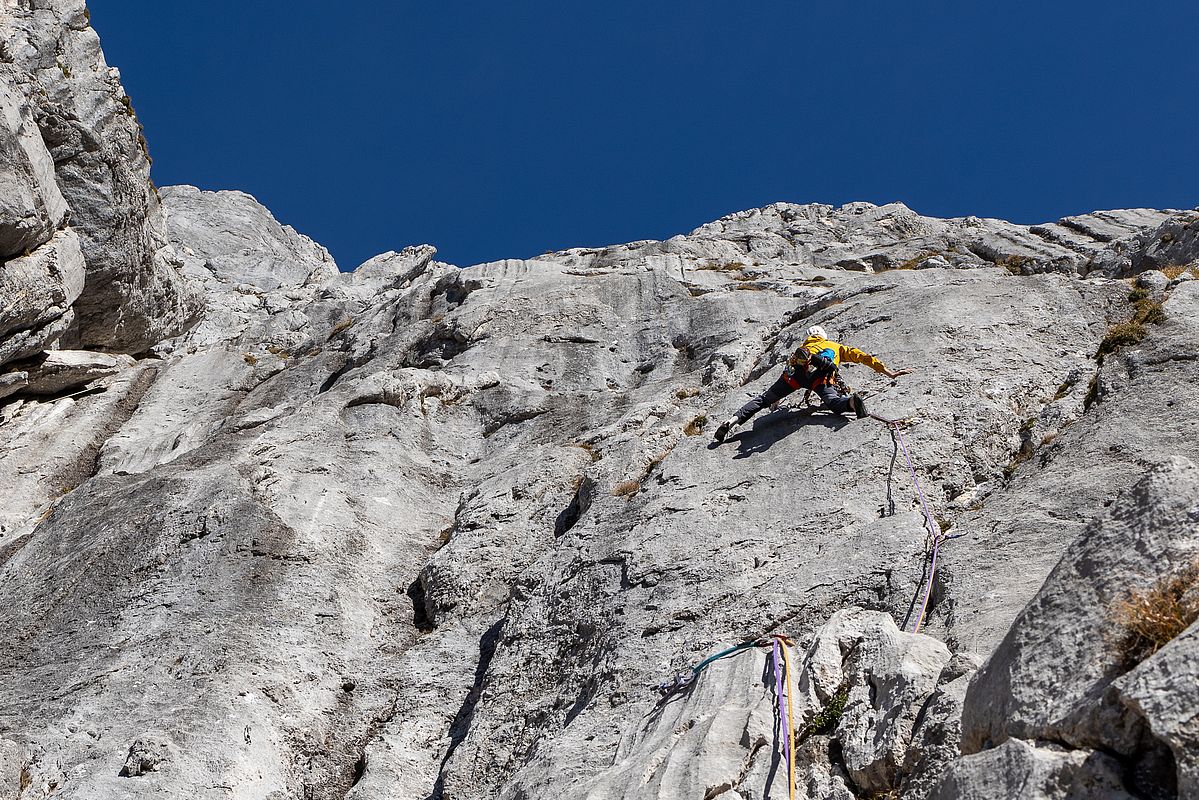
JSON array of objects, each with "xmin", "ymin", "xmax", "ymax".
[
  {"xmin": 771, "ymin": 638, "xmax": 790, "ymax": 761},
  {"xmin": 890, "ymin": 422, "xmax": 943, "ymax": 634}
]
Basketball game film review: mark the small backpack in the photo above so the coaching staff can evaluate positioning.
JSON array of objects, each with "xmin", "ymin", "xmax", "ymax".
[{"xmin": 809, "ymin": 347, "xmax": 838, "ymax": 377}]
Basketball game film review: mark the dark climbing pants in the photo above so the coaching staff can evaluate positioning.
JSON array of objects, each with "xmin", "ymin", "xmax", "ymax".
[{"xmin": 733, "ymin": 377, "xmax": 851, "ymax": 424}]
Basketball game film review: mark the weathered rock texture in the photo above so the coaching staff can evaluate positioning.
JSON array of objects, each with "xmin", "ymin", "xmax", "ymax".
[
  {"xmin": 2, "ymin": 5, "xmax": 1199, "ymax": 799},
  {"xmin": 0, "ymin": 0, "xmax": 200, "ymax": 354},
  {"xmin": 941, "ymin": 457, "xmax": 1199, "ymax": 799}
]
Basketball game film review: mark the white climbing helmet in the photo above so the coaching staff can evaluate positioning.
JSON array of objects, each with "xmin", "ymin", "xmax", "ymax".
[{"xmin": 807, "ymin": 324, "xmax": 827, "ymax": 340}]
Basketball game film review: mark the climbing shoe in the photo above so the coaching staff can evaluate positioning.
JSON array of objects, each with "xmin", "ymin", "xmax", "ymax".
[
  {"xmin": 713, "ymin": 416, "xmax": 739, "ymax": 443},
  {"xmin": 849, "ymin": 393, "xmax": 867, "ymax": 419}
]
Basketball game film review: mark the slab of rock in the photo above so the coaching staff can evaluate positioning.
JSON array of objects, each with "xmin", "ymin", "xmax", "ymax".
[
  {"xmin": 341, "ymin": 245, "xmax": 438, "ymax": 295},
  {"xmin": 959, "ymin": 457, "xmax": 1199, "ymax": 796},
  {"xmin": 22, "ymin": 349, "xmax": 134, "ymax": 395},
  {"xmin": 0, "ymin": 370, "xmax": 29, "ymax": 401},
  {"xmin": 797, "ymin": 609, "xmax": 952, "ymax": 796},
  {"xmin": 1114, "ymin": 621, "xmax": 1199, "ymax": 797},
  {"xmin": 1088, "ymin": 211, "xmax": 1199, "ymax": 278}
]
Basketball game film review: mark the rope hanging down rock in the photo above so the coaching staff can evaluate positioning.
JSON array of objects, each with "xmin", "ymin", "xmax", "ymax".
[
  {"xmin": 870, "ymin": 413, "xmax": 950, "ymax": 635},
  {"xmin": 772, "ymin": 635, "xmax": 797, "ymax": 800}
]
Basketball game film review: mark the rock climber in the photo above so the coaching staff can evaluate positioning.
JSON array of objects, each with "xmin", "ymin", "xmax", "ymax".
[{"xmin": 713, "ymin": 325, "xmax": 912, "ymax": 443}]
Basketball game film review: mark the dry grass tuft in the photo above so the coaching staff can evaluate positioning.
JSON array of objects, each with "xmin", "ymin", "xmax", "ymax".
[
  {"xmin": 1096, "ymin": 321, "xmax": 1146, "ymax": 358},
  {"xmin": 1160, "ymin": 265, "xmax": 1194, "ymax": 280},
  {"xmin": 570, "ymin": 442, "xmax": 602, "ymax": 462},
  {"xmin": 1133, "ymin": 299, "xmax": 1167, "ymax": 325},
  {"xmin": 675, "ymin": 386, "xmax": 700, "ymax": 400},
  {"xmin": 327, "ymin": 317, "xmax": 354, "ymax": 340},
  {"xmin": 1112, "ymin": 560, "xmax": 1199, "ymax": 665},
  {"xmin": 895, "ymin": 251, "xmax": 942, "ymax": 271},
  {"xmin": 997, "ymin": 254, "xmax": 1032, "ymax": 275},
  {"xmin": 697, "ymin": 260, "xmax": 746, "ymax": 272},
  {"xmin": 683, "ymin": 414, "xmax": 708, "ymax": 436},
  {"xmin": 611, "ymin": 479, "xmax": 641, "ymax": 498}
]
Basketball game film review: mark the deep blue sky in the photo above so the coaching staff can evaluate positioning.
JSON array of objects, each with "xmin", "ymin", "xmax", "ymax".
[{"xmin": 90, "ymin": 1, "xmax": 1199, "ymax": 270}]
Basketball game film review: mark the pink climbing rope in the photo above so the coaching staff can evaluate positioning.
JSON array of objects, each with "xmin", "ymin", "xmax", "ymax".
[
  {"xmin": 889, "ymin": 422, "xmax": 944, "ymax": 634},
  {"xmin": 771, "ymin": 638, "xmax": 789, "ymax": 760}
]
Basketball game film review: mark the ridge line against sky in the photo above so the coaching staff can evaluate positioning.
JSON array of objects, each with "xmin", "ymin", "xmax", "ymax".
[{"xmin": 89, "ymin": 1, "xmax": 1199, "ymax": 270}]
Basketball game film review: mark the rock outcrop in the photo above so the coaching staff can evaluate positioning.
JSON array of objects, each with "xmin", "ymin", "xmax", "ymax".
[
  {"xmin": 941, "ymin": 457, "xmax": 1199, "ymax": 799},
  {"xmin": 1, "ymin": 4, "xmax": 1198, "ymax": 799},
  {"xmin": 0, "ymin": 0, "xmax": 200, "ymax": 354}
]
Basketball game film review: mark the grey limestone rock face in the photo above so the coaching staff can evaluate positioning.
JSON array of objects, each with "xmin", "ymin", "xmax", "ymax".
[
  {"xmin": 798, "ymin": 609, "xmax": 952, "ymax": 797},
  {"xmin": 1, "ymin": 13, "xmax": 1198, "ymax": 794},
  {"xmin": 0, "ymin": 0, "xmax": 201, "ymax": 352},
  {"xmin": 1086, "ymin": 210, "xmax": 1199, "ymax": 278},
  {"xmin": 4, "ymin": 217, "xmax": 1198, "ymax": 799},
  {"xmin": 1116, "ymin": 621, "xmax": 1199, "ymax": 797},
  {"xmin": 541, "ymin": 201, "xmax": 1181, "ymax": 284},
  {"xmin": 929, "ymin": 738, "xmax": 1135, "ymax": 800},
  {"xmin": 19, "ymin": 348, "xmax": 134, "ymax": 395},
  {"xmin": 0, "ymin": 69, "xmax": 68, "ymax": 259},
  {"xmin": 346, "ymin": 245, "xmax": 439, "ymax": 293}
]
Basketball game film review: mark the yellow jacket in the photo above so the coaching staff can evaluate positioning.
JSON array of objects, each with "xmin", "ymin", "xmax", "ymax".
[{"xmin": 797, "ymin": 335, "xmax": 889, "ymax": 374}]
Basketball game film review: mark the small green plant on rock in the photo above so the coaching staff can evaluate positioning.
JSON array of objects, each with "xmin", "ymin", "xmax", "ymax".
[
  {"xmin": 1112, "ymin": 560, "xmax": 1199, "ymax": 666},
  {"xmin": 804, "ymin": 685, "xmax": 849, "ymax": 736}
]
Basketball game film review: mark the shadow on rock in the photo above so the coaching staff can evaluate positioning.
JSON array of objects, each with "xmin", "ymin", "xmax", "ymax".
[{"xmin": 730, "ymin": 407, "xmax": 851, "ymax": 459}]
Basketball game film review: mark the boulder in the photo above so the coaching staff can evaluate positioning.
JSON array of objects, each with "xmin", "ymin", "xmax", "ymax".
[
  {"xmin": 959, "ymin": 457, "xmax": 1199, "ymax": 796},
  {"xmin": 929, "ymin": 738, "xmax": 1134, "ymax": 800},
  {"xmin": 0, "ymin": 228, "xmax": 85, "ymax": 365},
  {"xmin": 796, "ymin": 609, "xmax": 952, "ymax": 796},
  {"xmin": 343, "ymin": 245, "xmax": 438, "ymax": 294},
  {"xmin": 1114, "ymin": 621, "xmax": 1199, "ymax": 797}
]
